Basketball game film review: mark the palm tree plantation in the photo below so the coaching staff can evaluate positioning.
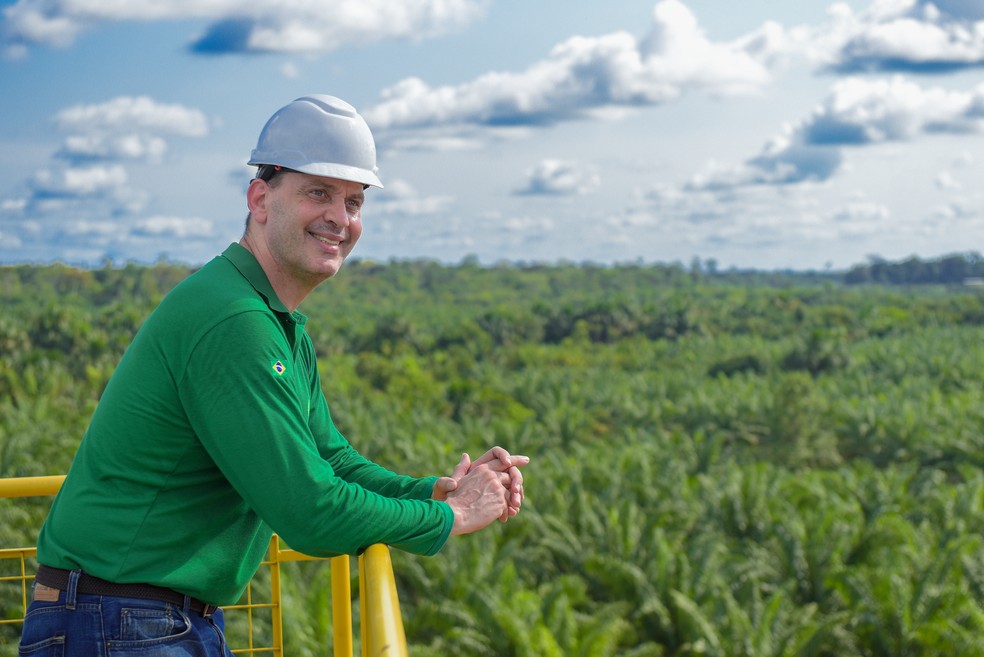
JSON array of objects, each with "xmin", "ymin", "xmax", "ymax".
[{"xmin": 1, "ymin": 252, "xmax": 983, "ymax": 656}]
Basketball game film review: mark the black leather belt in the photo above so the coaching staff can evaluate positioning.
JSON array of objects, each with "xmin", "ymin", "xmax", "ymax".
[{"xmin": 35, "ymin": 564, "xmax": 219, "ymax": 616}]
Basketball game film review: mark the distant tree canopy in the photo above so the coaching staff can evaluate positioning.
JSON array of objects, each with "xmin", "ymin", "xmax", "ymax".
[{"xmin": 844, "ymin": 252, "xmax": 984, "ymax": 285}]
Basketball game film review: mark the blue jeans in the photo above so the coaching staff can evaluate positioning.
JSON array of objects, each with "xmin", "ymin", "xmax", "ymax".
[{"xmin": 18, "ymin": 571, "xmax": 233, "ymax": 656}]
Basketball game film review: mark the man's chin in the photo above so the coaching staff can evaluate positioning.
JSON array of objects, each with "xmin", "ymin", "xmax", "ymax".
[{"xmin": 313, "ymin": 255, "xmax": 347, "ymax": 279}]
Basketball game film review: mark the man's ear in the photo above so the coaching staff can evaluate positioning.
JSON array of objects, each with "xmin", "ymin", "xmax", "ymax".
[{"xmin": 246, "ymin": 179, "xmax": 270, "ymax": 224}]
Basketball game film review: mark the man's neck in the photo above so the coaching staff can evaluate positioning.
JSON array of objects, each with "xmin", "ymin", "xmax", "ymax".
[{"xmin": 239, "ymin": 236, "xmax": 318, "ymax": 312}]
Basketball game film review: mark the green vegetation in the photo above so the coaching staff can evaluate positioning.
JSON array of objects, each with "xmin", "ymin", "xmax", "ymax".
[
  {"xmin": 844, "ymin": 251, "xmax": 984, "ymax": 285},
  {"xmin": 2, "ymin": 255, "xmax": 983, "ymax": 656}
]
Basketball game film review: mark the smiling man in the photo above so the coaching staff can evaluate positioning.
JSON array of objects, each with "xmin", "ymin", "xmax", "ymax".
[
  {"xmin": 244, "ymin": 170, "xmax": 365, "ymax": 307},
  {"xmin": 20, "ymin": 95, "xmax": 528, "ymax": 657}
]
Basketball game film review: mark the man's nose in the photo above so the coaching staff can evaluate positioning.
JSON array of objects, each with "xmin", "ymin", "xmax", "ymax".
[{"xmin": 325, "ymin": 200, "xmax": 350, "ymax": 226}]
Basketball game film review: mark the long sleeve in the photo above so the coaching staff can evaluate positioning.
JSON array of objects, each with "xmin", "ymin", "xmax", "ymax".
[{"xmin": 179, "ymin": 310, "xmax": 453, "ymax": 558}]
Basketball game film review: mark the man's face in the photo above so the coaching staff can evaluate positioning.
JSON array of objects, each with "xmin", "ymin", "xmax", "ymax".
[{"xmin": 258, "ymin": 171, "xmax": 365, "ymax": 284}]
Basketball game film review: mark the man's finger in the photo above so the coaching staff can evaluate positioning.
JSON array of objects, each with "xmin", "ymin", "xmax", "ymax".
[{"xmin": 452, "ymin": 453, "xmax": 471, "ymax": 480}]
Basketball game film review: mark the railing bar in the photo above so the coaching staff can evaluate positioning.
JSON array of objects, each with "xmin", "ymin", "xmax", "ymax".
[
  {"xmin": 332, "ymin": 555, "xmax": 352, "ymax": 657},
  {"xmin": 268, "ymin": 534, "xmax": 284, "ymax": 657},
  {"xmin": 246, "ymin": 574, "xmax": 255, "ymax": 652},
  {"xmin": 0, "ymin": 550, "xmax": 39, "ymax": 558},
  {"xmin": 359, "ymin": 554, "xmax": 367, "ymax": 657},
  {"xmin": 0, "ymin": 475, "xmax": 65, "ymax": 498},
  {"xmin": 19, "ymin": 553, "xmax": 28, "ymax": 621}
]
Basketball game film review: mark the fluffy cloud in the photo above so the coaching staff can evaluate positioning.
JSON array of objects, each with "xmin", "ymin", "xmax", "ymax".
[
  {"xmin": 29, "ymin": 165, "xmax": 128, "ymax": 198},
  {"xmin": 2, "ymin": 0, "xmax": 488, "ymax": 54},
  {"xmin": 828, "ymin": 200, "xmax": 894, "ymax": 237},
  {"xmin": 616, "ymin": 181, "xmax": 912, "ymax": 268},
  {"xmin": 935, "ymin": 170, "xmax": 962, "ymax": 189},
  {"xmin": 10, "ymin": 96, "xmax": 209, "ymax": 217},
  {"xmin": 59, "ymin": 134, "xmax": 169, "ymax": 161},
  {"xmin": 690, "ymin": 76, "xmax": 984, "ymax": 189},
  {"xmin": 364, "ymin": 0, "xmax": 769, "ymax": 140},
  {"xmin": 516, "ymin": 159, "xmax": 601, "ymax": 196},
  {"xmin": 131, "ymin": 216, "xmax": 216, "ymax": 239},
  {"xmin": 360, "ymin": 0, "xmax": 984, "ymax": 146},
  {"xmin": 368, "ymin": 178, "xmax": 455, "ymax": 216},
  {"xmin": 746, "ymin": 0, "xmax": 984, "ymax": 73},
  {"xmin": 56, "ymin": 96, "xmax": 208, "ymax": 136},
  {"xmin": 53, "ymin": 96, "xmax": 208, "ymax": 163},
  {"xmin": 0, "ymin": 95, "xmax": 214, "ymax": 264}
]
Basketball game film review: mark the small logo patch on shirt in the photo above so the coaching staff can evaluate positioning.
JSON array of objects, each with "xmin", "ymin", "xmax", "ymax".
[{"xmin": 271, "ymin": 360, "xmax": 287, "ymax": 376}]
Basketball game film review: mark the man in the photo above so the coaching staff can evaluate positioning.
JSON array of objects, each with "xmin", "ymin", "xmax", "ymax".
[{"xmin": 19, "ymin": 95, "xmax": 528, "ymax": 656}]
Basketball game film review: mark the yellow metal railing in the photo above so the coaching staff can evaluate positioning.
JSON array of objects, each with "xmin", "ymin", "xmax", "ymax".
[{"xmin": 0, "ymin": 475, "xmax": 409, "ymax": 656}]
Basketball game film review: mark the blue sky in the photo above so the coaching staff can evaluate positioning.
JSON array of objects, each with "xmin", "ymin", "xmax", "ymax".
[{"xmin": 2, "ymin": 0, "xmax": 984, "ymax": 271}]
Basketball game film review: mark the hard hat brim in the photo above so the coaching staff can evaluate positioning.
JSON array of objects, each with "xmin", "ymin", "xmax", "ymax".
[{"xmin": 248, "ymin": 156, "xmax": 383, "ymax": 189}]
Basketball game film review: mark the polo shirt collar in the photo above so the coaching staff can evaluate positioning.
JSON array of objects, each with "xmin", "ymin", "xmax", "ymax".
[{"xmin": 221, "ymin": 243, "xmax": 307, "ymax": 325}]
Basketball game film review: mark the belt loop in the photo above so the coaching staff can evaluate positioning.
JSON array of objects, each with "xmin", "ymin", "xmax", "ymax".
[
  {"xmin": 66, "ymin": 569, "xmax": 82, "ymax": 610},
  {"xmin": 181, "ymin": 595, "xmax": 191, "ymax": 615}
]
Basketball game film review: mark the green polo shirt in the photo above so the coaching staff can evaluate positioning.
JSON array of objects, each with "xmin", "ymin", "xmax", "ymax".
[{"xmin": 37, "ymin": 243, "xmax": 453, "ymax": 605}]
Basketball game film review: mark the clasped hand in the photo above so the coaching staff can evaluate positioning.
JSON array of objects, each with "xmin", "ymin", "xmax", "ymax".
[{"xmin": 432, "ymin": 446, "xmax": 529, "ymax": 536}]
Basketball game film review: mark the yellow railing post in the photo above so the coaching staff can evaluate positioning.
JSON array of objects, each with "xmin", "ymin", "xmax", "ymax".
[
  {"xmin": 359, "ymin": 544, "xmax": 409, "ymax": 657},
  {"xmin": 268, "ymin": 534, "xmax": 284, "ymax": 657},
  {"xmin": 359, "ymin": 559, "xmax": 367, "ymax": 657},
  {"xmin": 332, "ymin": 555, "xmax": 353, "ymax": 657}
]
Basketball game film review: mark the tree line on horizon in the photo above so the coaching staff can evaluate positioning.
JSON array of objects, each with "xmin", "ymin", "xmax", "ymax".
[
  {"xmin": 842, "ymin": 252, "xmax": 984, "ymax": 286},
  {"xmin": 3, "ymin": 249, "xmax": 982, "ymax": 287}
]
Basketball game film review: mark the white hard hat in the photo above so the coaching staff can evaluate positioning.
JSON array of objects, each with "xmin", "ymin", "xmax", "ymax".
[{"xmin": 248, "ymin": 95, "xmax": 383, "ymax": 188}]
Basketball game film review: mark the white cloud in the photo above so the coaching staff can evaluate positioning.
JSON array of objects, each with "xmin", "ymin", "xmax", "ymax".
[
  {"xmin": 370, "ymin": 178, "xmax": 454, "ymax": 216},
  {"xmin": 839, "ymin": 15, "xmax": 981, "ymax": 69},
  {"xmin": 690, "ymin": 76, "xmax": 984, "ymax": 189},
  {"xmin": 952, "ymin": 150, "xmax": 975, "ymax": 166},
  {"xmin": 808, "ymin": 0, "xmax": 984, "ymax": 72},
  {"xmin": 30, "ymin": 165, "xmax": 128, "ymax": 197},
  {"xmin": 637, "ymin": 0, "xmax": 771, "ymax": 95},
  {"xmin": 56, "ymin": 96, "xmax": 208, "ymax": 137},
  {"xmin": 65, "ymin": 220, "xmax": 123, "ymax": 238},
  {"xmin": 132, "ymin": 215, "xmax": 215, "ymax": 238},
  {"xmin": 516, "ymin": 159, "xmax": 600, "ymax": 196},
  {"xmin": 236, "ymin": 0, "xmax": 488, "ymax": 53},
  {"xmin": 829, "ymin": 200, "xmax": 893, "ymax": 236},
  {"xmin": 616, "ymin": 180, "xmax": 904, "ymax": 266},
  {"xmin": 1, "ymin": 198, "xmax": 27, "ymax": 212},
  {"xmin": 722, "ymin": 0, "xmax": 984, "ymax": 74},
  {"xmin": 0, "ymin": 95, "xmax": 212, "ymax": 264},
  {"xmin": 935, "ymin": 171, "xmax": 961, "ymax": 190},
  {"xmin": 381, "ymin": 129, "xmax": 492, "ymax": 154},
  {"xmin": 3, "ymin": 1, "xmax": 83, "ymax": 48},
  {"xmin": 61, "ymin": 133, "xmax": 169, "ymax": 161},
  {"xmin": 3, "ymin": 0, "xmax": 490, "ymax": 53},
  {"xmin": 499, "ymin": 214, "xmax": 556, "ymax": 233},
  {"xmin": 52, "ymin": 96, "xmax": 208, "ymax": 165},
  {"xmin": 802, "ymin": 75, "xmax": 981, "ymax": 142},
  {"xmin": 932, "ymin": 199, "xmax": 981, "ymax": 220},
  {"xmin": 364, "ymin": 0, "xmax": 770, "ymax": 138}
]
